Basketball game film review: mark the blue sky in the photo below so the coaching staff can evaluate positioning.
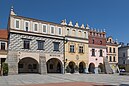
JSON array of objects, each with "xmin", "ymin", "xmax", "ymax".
[{"xmin": 0, "ymin": 0, "xmax": 129, "ymax": 44}]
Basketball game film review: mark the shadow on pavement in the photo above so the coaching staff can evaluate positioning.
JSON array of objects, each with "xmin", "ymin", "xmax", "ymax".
[{"xmin": 119, "ymin": 84, "xmax": 129, "ymax": 86}]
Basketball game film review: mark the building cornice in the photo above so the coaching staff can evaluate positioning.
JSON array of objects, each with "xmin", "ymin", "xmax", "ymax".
[{"xmin": 10, "ymin": 29, "xmax": 65, "ymax": 40}]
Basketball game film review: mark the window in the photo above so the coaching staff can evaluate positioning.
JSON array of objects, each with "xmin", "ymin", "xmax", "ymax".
[
  {"xmin": 92, "ymin": 49, "xmax": 95, "ymax": 56},
  {"xmin": 113, "ymin": 57, "xmax": 116, "ymax": 62},
  {"xmin": 43, "ymin": 24, "xmax": 47, "ymax": 33},
  {"xmin": 53, "ymin": 42, "xmax": 59, "ymax": 51},
  {"xmin": 23, "ymin": 39, "xmax": 30, "ymax": 49},
  {"xmin": 16, "ymin": 20, "xmax": 20, "ymax": 28},
  {"xmin": 100, "ymin": 49, "xmax": 103, "ymax": 57},
  {"xmin": 109, "ymin": 47, "xmax": 112, "ymax": 53},
  {"xmin": 100, "ymin": 41, "xmax": 102, "ymax": 45},
  {"xmin": 79, "ymin": 46, "xmax": 83, "ymax": 53},
  {"xmin": 123, "ymin": 53, "xmax": 125, "ymax": 57},
  {"xmin": 70, "ymin": 45, "xmax": 74, "ymax": 53},
  {"xmin": 25, "ymin": 22, "xmax": 29, "ymax": 31},
  {"xmin": 67, "ymin": 29, "xmax": 70, "ymax": 35},
  {"xmin": 1, "ymin": 42, "xmax": 5, "ymax": 50},
  {"xmin": 113, "ymin": 48, "xmax": 115, "ymax": 53},
  {"xmin": 37, "ymin": 40, "xmax": 44, "ymax": 50},
  {"xmin": 51, "ymin": 26, "xmax": 54, "ymax": 34},
  {"xmin": 109, "ymin": 56, "xmax": 112, "ymax": 62},
  {"xmin": 34, "ymin": 24, "xmax": 38, "ymax": 31},
  {"xmin": 58, "ymin": 28, "xmax": 61, "ymax": 35},
  {"xmin": 92, "ymin": 39, "xmax": 94, "ymax": 44}
]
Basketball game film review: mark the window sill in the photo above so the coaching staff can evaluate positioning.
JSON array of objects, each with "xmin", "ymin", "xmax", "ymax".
[
  {"xmin": 69, "ymin": 52, "xmax": 75, "ymax": 53},
  {"xmin": 37, "ymin": 49, "xmax": 45, "ymax": 50},
  {"xmin": 91, "ymin": 55, "xmax": 96, "ymax": 57},
  {"xmin": 53, "ymin": 50, "xmax": 60, "ymax": 52},
  {"xmin": 22, "ymin": 48, "xmax": 30, "ymax": 50}
]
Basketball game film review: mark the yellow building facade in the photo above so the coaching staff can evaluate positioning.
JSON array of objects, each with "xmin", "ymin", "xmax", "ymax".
[
  {"xmin": 61, "ymin": 21, "xmax": 89, "ymax": 73},
  {"xmin": 106, "ymin": 36, "xmax": 119, "ymax": 73}
]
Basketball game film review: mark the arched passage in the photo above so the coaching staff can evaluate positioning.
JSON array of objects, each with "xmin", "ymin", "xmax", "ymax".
[
  {"xmin": 18, "ymin": 57, "xmax": 39, "ymax": 73},
  {"xmin": 47, "ymin": 58, "xmax": 62, "ymax": 73},
  {"xmin": 88, "ymin": 63, "xmax": 95, "ymax": 73},
  {"xmin": 98, "ymin": 63, "xmax": 104, "ymax": 73},
  {"xmin": 79, "ymin": 62, "xmax": 86, "ymax": 73},
  {"xmin": 68, "ymin": 61, "xmax": 76, "ymax": 73}
]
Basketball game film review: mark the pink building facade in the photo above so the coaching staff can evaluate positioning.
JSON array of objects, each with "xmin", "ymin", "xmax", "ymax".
[{"xmin": 88, "ymin": 29, "xmax": 107, "ymax": 74}]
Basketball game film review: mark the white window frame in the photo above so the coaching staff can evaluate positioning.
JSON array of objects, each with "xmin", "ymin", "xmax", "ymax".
[
  {"xmin": 24, "ymin": 21, "xmax": 30, "ymax": 31},
  {"xmin": 42, "ymin": 24, "xmax": 47, "ymax": 33},
  {"xmin": 0, "ymin": 41, "xmax": 7, "ymax": 50},
  {"xmin": 33, "ymin": 22, "xmax": 39, "ymax": 32},
  {"xmin": 50, "ymin": 25, "xmax": 55, "ymax": 34},
  {"xmin": 15, "ymin": 19, "xmax": 20, "ymax": 29},
  {"xmin": 58, "ymin": 27, "xmax": 62, "ymax": 35}
]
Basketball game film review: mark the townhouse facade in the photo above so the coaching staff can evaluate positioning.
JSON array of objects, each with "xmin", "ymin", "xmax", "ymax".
[
  {"xmin": 7, "ymin": 7, "xmax": 65, "ymax": 74},
  {"xmin": 106, "ymin": 36, "xmax": 119, "ymax": 73},
  {"xmin": 61, "ymin": 21, "xmax": 89, "ymax": 73},
  {"xmin": 0, "ymin": 30, "xmax": 8, "ymax": 74},
  {"xmin": 88, "ymin": 29, "xmax": 107, "ymax": 74},
  {"xmin": 118, "ymin": 44, "xmax": 129, "ymax": 72}
]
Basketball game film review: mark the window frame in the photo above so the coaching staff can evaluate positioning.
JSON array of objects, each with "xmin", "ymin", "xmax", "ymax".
[
  {"xmin": 50, "ymin": 26, "xmax": 55, "ymax": 34},
  {"xmin": 92, "ymin": 49, "xmax": 95, "ymax": 56},
  {"xmin": 15, "ymin": 19, "xmax": 20, "ymax": 29},
  {"xmin": 42, "ymin": 24, "xmax": 47, "ymax": 33},
  {"xmin": 58, "ymin": 27, "xmax": 62, "ymax": 35},
  {"xmin": 53, "ymin": 42, "xmax": 60, "ymax": 51},
  {"xmin": 33, "ymin": 23, "xmax": 38, "ymax": 32},
  {"xmin": 23, "ymin": 39, "xmax": 31, "ymax": 49},
  {"xmin": 70, "ymin": 45, "xmax": 75, "ymax": 53},
  {"xmin": 1, "ymin": 42, "xmax": 6, "ymax": 50},
  {"xmin": 79, "ymin": 46, "xmax": 84, "ymax": 53},
  {"xmin": 37, "ymin": 40, "xmax": 45, "ymax": 50},
  {"xmin": 24, "ymin": 21, "xmax": 30, "ymax": 31},
  {"xmin": 99, "ymin": 49, "xmax": 103, "ymax": 57}
]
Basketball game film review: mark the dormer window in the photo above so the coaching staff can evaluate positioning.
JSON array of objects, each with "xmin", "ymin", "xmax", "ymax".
[
  {"xmin": 34, "ymin": 23, "xmax": 38, "ymax": 31},
  {"xmin": 51, "ymin": 26, "xmax": 54, "ymax": 34},
  {"xmin": 58, "ymin": 27, "xmax": 62, "ymax": 35},
  {"xmin": 15, "ymin": 19, "xmax": 20, "ymax": 29},
  {"xmin": 43, "ymin": 24, "xmax": 47, "ymax": 33},
  {"xmin": 24, "ymin": 22, "xmax": 29, "ymax": 31}
]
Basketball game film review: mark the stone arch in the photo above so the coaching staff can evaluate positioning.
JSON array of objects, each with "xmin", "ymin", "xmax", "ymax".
[
  {"xmin": 67, "ymin": 61, "xmax": 76, "ymax": 73},
  {"xmin": 88, "ymin": 63, "xmax": 95, "ymax": 73},
  {"xmin": 98, "ymin": 63, "xmax": 104, "ymax": 73},
  {"xmin": 79, "ymin": 61, "xmax": 86, "ymax": 73},
  {"xmin": 18, "ymin": 57, "xmax": 39, "ymax": 73},
  {"xmin": 46, "ymin": 58, "xmax": 63, "ymax": 73}
]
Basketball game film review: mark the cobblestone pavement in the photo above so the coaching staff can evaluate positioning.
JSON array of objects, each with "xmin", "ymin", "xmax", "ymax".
[{"xmin": 0, "ymin": 74, "xmax": 129, "ymax": 86}]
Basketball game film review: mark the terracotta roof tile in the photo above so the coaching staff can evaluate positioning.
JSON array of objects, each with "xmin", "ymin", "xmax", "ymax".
[{"xmin": 0, "ymin": 29, "xmax": 8, "ymax": 40}]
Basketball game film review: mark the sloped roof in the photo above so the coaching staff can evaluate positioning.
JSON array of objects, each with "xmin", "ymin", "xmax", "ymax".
[{"xmin": 0, "ymin": 29, "xmax": 8, "ymax": 40}]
